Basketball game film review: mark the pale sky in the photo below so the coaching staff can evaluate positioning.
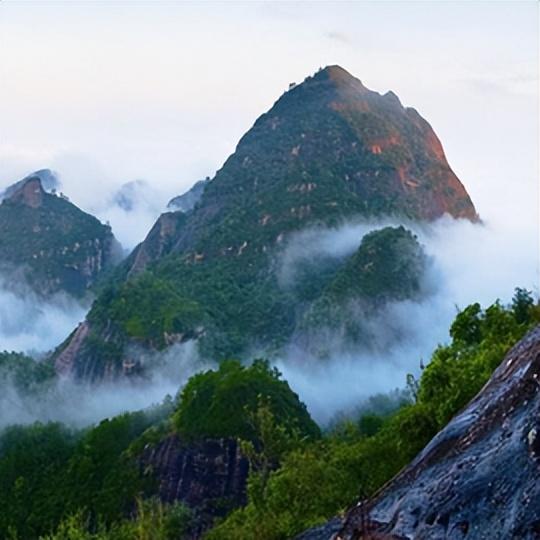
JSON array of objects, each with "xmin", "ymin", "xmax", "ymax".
[{"xmin": 0, "ymin": 1, "xmax": 538, "ymax": 241}]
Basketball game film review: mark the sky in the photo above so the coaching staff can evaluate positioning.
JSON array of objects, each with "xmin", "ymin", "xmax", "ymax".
[{"xmin": 0, "ymin": 0, "xmax": 538, "ymax": 247}]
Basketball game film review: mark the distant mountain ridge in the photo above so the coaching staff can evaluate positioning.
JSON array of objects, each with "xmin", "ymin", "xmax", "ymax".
[{"xmin": 0, "ymin": 173, "xmax": 122, "ymax": 298}]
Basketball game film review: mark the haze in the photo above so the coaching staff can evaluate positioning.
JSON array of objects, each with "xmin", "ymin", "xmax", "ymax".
[{"xmin": 0, "ymin": 1, "xmax": 538, "ymax": 247}]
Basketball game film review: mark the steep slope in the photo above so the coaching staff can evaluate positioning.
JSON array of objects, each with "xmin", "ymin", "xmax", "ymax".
[
  {"xmin": 55, "ymin": 65, "xmax": 477, "ymax": 379},
  {"xmin": 330, "ymin": 325, "xmax": 540, "ymax": 540},
  {"xmin": 0, "ymin": 174, "xmax": 122, "ymax": 297}
]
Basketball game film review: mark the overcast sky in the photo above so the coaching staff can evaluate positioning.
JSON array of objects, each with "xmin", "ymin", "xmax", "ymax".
[{"xmin": 0, "ymin": 1, "xmax": 538, "ymax": 243}]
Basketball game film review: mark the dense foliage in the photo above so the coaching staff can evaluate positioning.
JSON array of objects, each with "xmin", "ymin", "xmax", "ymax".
[
  {"xmin": 207, "ymin": 289, "xmax": 540, "ymax": 539},
  {"xmin": 0, "ymin": 351, "xmax": 55, "ymax": 395},
  {"xmin": 0, "ymin": 290, "xmax": 537, "ymax": 539},
  {"xmin": 0, "ymin": 405, "xmax": 173, "ymax": 539},
  {"xmin": 174, "ymin": 359, "xmax": 320, "ymax": 442}
]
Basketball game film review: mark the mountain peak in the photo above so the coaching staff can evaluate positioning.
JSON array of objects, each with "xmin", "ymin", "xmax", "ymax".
[
  {"xmin": 310, "ymin": 64, "xmax": 369, "ymax": 92},
  {"xmin": 7, "ymin": 176, "xmax": 45, "ymax": 208}
]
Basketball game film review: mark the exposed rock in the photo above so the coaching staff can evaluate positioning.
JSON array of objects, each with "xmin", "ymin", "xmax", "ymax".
[
  {"xmin": 140, "ymin": 435, "xmax": 249, "ymax": 537},
  {"xmin": 127, "ymin": 211, "xmax": 186, "ymax": 277},
  {"xmin": 0, "ymin": 168, "xmax": 60, "ymax": 201},
  {"xmin": 54, "ymin": 321, "xmax": 91, "ymax": 376},
  {"xmin": 326, "ymin": 325, "xmax": 540, "ymax": 540}
]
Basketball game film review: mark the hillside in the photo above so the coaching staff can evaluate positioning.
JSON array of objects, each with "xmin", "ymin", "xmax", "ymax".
[
  {"xmin": 0, "ymin": 174, "xmax": 122, "ymax": 297},
  {"xmin": 52, "ymin": 65, "xmax": 478, "ymax": 380}
]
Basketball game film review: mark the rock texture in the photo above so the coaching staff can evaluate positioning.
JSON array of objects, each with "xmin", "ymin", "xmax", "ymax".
[
  {"xmin": 140, "ymin": 435, "xmax": 249, "ymax": 536},
  {"xmin": 0, "ymin": 168, "xmax": 59, "ymax": 201},
  {"xmin": 0, "ymin": 175, "xmax": 122, "ymax": 297},
  {"xmin": 303, "ymin": 325, "xmax": 540, "ymax": 540}
]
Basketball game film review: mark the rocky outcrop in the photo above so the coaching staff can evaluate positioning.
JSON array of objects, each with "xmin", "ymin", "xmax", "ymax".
[
  {"xmin": 302, "ymin": 325, "xmax": 540, "ymax": 540},
  {"xmin": 8, "ymin": 177, "xmax": 45, "ymax": 208},
  {"xmin": 0, "ymin": 168, "xmax": 60, "ymax": 201},
  {"xmin": 140, "ymin": 435, "xmax": 249, "ymax": 536},
  {"xmin": 127, "ymin": 211, "xmax": 186, "ymax": 277}
]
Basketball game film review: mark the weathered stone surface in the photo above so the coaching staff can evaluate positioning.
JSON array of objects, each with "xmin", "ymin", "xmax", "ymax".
[{"xmin": 140, "ymin": 435, "xmax": 249, "ymax": 536}]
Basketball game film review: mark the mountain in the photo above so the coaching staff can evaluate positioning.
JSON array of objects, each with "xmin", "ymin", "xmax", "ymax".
[
  {"xmin": 112, "ymin": 179, "xmax": 163, "ymax": 213},
  {"xmin": 0, "ymin": 174, "xmax": 122, "ymax": 297},
  {"xmin": 167, "ymin": 177, "xmax": 211, "ymax": 212},
  {"xmin": 322, "ymin": 324, "xmax": 540, "ymax": 540},
  {"xmin": 53, "ymin": 65, "xmax": 477, "ymax": 380}
]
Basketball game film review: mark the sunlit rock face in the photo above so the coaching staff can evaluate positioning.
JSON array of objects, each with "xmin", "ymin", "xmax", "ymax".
[{"xmin": 302, "ymin": 325, "xmax": 540, "ymax": 540}]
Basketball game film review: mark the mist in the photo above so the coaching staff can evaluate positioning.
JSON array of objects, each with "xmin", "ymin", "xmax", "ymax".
[
  {"xmin": 1, "ymin": 211, "xmax": 537, "ymax": 430},
  {"xmin": 275, "ymin": 214, "xmax": 539, "ymax": 425},
  {"xmin": 0, "ymin": 340, "xmax": 211, "ymax": 430},
  {"xmin": 0, "ymin": 275, "xmax": 88, "ymax": 354}
]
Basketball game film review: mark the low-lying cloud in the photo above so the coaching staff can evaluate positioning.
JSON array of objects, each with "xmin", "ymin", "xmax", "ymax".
[
  {"xmin": 0, "ymin": 212, "xmax": 537, "ymax": 430},
  {"xmin": 0, "ymin": 340, "xmax": 211, "ymax": 430},
  {"xmin": 275, "ymin": 214, "xmax": 538, "ymax": 424},
  {"xmin": 0, "ymin": 275, "xmax": 88, "ymax": 355}
]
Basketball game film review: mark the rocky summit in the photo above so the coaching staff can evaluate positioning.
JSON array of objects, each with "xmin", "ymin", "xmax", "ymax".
[{"xmin": 0, "ymin": 173, "xmax": 122, "ymax": 297}]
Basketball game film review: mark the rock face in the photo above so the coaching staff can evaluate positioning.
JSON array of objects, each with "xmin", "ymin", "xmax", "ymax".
[
  {"xmin": 0, "ymin": 168, "xmax": 60, "ymax": 201},
  {"xmin": 307, "ymin": 325, "xmax": 540, "ymax": 540},
  {"xmin": 127, "ymin": 211, "xmax": 186, "ymax": 277},
  {"xmin": 0, "ymin": 175, "xmax": 122, "ymax": 297},
  {"xmin": 140, "ymin": 435, "xmax": 249, "ymax": 537}
]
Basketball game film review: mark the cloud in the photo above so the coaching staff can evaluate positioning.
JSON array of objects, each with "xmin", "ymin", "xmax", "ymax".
[
  {"xmin": 274, "ymin": 215, "xmax": 538, "ymax": 424},
  {"xmin": 0, "ymin": 340, "xmax": 210, "ymax": 430},
  {"xmin": 0, "ymin": 275, "xmax": 88, "ymax": 355}
]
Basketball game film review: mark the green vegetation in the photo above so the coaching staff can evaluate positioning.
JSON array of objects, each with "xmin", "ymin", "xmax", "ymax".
[
  {"xmin": 85, "ymin": 225, "xmax": 427, "ymax": 364},
  {"xmin": 91, "ymin": 274, "xmax": 205, "ymax": 349},
  {"xmin": 174, "ymin": 359, "xmax": 320, "ymax": 442},
  {"xmin": 0, "ymin": 405, "xmax": 173, "ymax": 540},
  {"xmin": 0, "ymin": 183, "xmax": 118, "ymax": 297},
  {"xmin": 0, "ymin": 351, "xmax": 55, "ymax": 394},
  {"xmin": 207, "ymin": 288, "xmax": 540, "ymax": 539},
  {"xmin": 0, "ymin": 290, "xmax": 537, "ymax": 539}
]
